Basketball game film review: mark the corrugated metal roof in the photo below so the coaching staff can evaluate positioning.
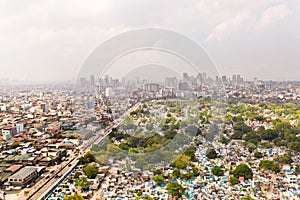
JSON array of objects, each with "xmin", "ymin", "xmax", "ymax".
[{"xmin": 9, "ymin": 166, "xmax": 38, "ymax": 180}]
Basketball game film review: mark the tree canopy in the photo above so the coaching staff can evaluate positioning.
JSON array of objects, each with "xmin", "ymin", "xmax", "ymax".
[
  {"xmin": 63, "ymin": 193, "xmax": 84, "ymax": 200},
  {"xmin": 79, "ymin": 152, "xmax": 96, "ymax": 165},
  {"xmin": 231, "ymin": 122, "xmax": 252, "ymax": 140},
  {"xmin": 233, "ymin": 164, "xmax": 253, "ymax": 180},
  {"xmin": 153, "ymin": 175, "xmax": 165, "ymax": 185},
  {"xmin": 212, "ymin": 166, "xmax": 224, "ymax": 176},
  {"xmin": 83, "ymin": 163, "xmax": 98, "ymax": 178},
  {"xmin": 171, "ymin": 155, "xmax": 191, "ymax": 169},
  {"xmin": 166, "ymin": 182, "xmax": 184, "ymax": 197},
  {"xmin": 206, "ymin": 148, "xmax": 218, "ymax": 159},
  {"xmin": 229, "ymin": 177, "xmax": 239, "ymax": 186},
  {"xmin": 259, "ymin": 160, "xmax": 280, "ymax": 173}
]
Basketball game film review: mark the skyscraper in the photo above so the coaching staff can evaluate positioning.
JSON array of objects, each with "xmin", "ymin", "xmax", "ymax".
[{"xmin": 90, "ymin": 75, "xmax": 95, "ymax": 86}]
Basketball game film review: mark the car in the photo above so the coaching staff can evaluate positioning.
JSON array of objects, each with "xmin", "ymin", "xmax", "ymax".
[{"xmin": 55, "ymin": 173, "xmax": 62, "ymax": 178}]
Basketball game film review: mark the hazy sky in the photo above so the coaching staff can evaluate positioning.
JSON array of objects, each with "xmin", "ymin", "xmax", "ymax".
[{"xmin": 0, "ymin": 0, "xmax": 299, "ymax": 82}]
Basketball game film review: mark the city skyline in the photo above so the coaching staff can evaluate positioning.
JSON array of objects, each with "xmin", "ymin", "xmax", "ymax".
[{"xmin": 0, "ymin": 2, "xmax": 300, "ymax": 199}]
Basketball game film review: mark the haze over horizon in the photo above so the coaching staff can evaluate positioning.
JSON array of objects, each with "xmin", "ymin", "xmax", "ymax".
[{"xmin": 0, "ymin": 0, "xmax": 300, "ymax": 83}]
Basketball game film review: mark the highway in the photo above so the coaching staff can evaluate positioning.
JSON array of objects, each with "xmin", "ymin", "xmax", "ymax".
[
  {"xmin": 25, "ymin": 157, "xmax": 78, "ymax": 200},
  {"xmin": 26, "ymin": 102, "xmax": 142, "ymax": 200}
]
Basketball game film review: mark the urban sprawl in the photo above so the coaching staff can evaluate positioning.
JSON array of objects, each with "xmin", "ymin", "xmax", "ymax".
[{"xmin": 0, "ymin": 73, "xmax": 299, "ymax": 200}]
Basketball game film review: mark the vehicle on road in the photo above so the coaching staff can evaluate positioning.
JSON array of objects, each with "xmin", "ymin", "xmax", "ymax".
[{"xmin": 55, "ymin": 173, "xmax": 62, "ymax": 178}]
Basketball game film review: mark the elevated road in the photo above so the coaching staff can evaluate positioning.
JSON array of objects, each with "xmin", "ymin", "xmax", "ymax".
[{"xmin": 27, "ymin": 102, "xmax": 142, "ymax": 200}]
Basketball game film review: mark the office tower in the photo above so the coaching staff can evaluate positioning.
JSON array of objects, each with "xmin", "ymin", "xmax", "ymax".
[
  {"xmin": 90, "ymin": 75, "xmax": 95, "ymax": 86},
  {"xmin": 183, "ymin": 73, "xmax": 189, "ymax": 81},
  {"xmin": 222, "ymin": 75, "xmax": 227, "ymax": 83}
]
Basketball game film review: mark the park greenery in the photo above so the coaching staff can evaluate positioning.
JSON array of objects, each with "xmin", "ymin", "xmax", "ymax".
[
  {"xmin": 226, "ymin": 102, "xmax": 300, "ymax": 154},
  {"xmin": 88, "ymin": 99, "xmax": 300, "ymax": 197},
  {"xmin": 93, "ymin": 100, "xmax": 209, "ymax": 169}
]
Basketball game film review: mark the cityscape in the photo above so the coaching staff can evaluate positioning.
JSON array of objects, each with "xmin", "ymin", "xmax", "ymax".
[
  {"xmin": 1, "ymin": 1, "xmax": 300, "ymax": 200},
  {"xmin": 0, "ymin": 72, "xmax": 299, "ymax": 199}
]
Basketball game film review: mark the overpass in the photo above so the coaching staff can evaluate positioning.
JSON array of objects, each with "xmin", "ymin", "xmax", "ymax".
[{"xmin": 28, "ymin": 102, "xmax": 142, "ymax": 200}]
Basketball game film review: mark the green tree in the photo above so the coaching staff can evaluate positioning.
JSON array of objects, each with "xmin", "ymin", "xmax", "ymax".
[
  {"xmin": 241, "ymin": 196, "xmax": 255, "ymax": 200},
  {"xmin": 171, "ymin": 155, "xmax": 191, "ymax": 169},
  {"xmin": 259, "ymin": 160, "xmax": 280, "ymax": 173},
  {"xmin": 212, "ymin": 166, "xmax": 224, "ymax": 176},
  {"xmin": 74, "ymin": 172, "xmax": 82, "ymax": 179},
  {"xmin": 166, "ymin": 182, "xmax": 184, "ymax": 197},
  {"xmin": 143, "ymin": 196, "xmax": 154, "ymax": 200},
  {"xmin": 153, "ymin": 175, "xmax": 165, "ymax": 185},
  {"xmin": 247, "ymin": 143, "xmax": 256, "ymax": 153},
  {"xmin": 274, "ymin": 155, "xmax": 293, "ymax": 164},
  {"xmin": 253, "ymin": 115, "xmax": 265, "ymax": 122},
  {"xmin": 153, "ymin": 169, "xmax": 162, "ymax": 175},
  {"xmin": 245, "ymin": 132, "xmax": 261, "ymax": 145},
  {"xmin": 231, "ymin": 122, "xmax": 252, "ymax": 140},
  {"xmin": 220, "ymin": 136, "xmax": 228, "ymax": 145},
  {"xmin": 295, "ymin": 164, "xmax": 300, "ymax": 174},
  {"xmin": 10, "ymin": 142, "xmax": 20, "ymax": 149},
  {"xmin": 75, "ymin": 177, "xmax": 90, "ymax": 189},
  {"xmin": 79, "ymin": 152, "xmax": 96, "ymax": 165},
  {"xmin": 260, "ymin": 129, "xmax": 278, "ymax": 141},
  {"xmin": 229, "ymin": 177, "xmax": 239, "ymax": 186},
  {"xmin": 172, "ymin": 168, "xmax": 181, "ymax": 178},
  {"xmin": 83, "ymin": 163, "xmax": 98, "ymax": 178},
  {"xmin": 206, "ymin": 148, "xmax": 218, "ymax": 159},
  {"xmin": 232, "ymin": 115, "xmax": 244, "ymax": 123},
  {"xmin": 290, "ymin": 142, "xmax": 300, "ymax": 152},
  {"xmin": 274, "ymin": 121, "xmax": 292, "ymax": 133},
  {"xmin": 254, "ymin": 151, "xmax": 264, "ymax": 158},
  {"xmin": 63, "ymin": 193, "xmax": 84, "ymax": 200},
  {"xmin": 183, "ymin": 147, "xmax": 196, "ymax": 162},
  {"xmin": 233, "ymin": 164, "xmax": 253, "ymax": 180}
]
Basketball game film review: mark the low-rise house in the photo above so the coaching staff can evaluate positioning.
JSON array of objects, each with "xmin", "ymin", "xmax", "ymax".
[{"xmin": 1, "ymin": 126, "xmax": 17, "ymax": 140}]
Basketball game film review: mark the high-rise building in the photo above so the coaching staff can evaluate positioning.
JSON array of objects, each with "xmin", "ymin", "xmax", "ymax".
[
  {"xmin": 197, "ymin": 73, "xmax": 206, "ymax": 83},
  {"xmin": 104, "ymin": 75, "xmax": 109, "ymax": 86},
  {"xmin": 143, "ymin": 83, "xmax": 160, "ymax": 92},
  {"xmin": 90, "ymin": 75, "xmax": 95, "ymax": 86},
  {"xmin": 80, "ymin": 77, "xmax": 87, "ymax": 87},
  {"xmin": 222, "ymin": 75, "xmax": 227, "ymax": 83},
  {"xmin": 236, "ymin": 75, "xmax": 243, "ymax": 83},
  {"xmin": 165, "ymin": 77, "xmax": 178, "ymax": 89},
  {"xmin": 232, "ymin": 75, "xmax": 237, "ymax": 82},
  {"xmin": 178, "ymin": 81, "xmax": 189, "ymax": 90},
  {"xmin": 183, "ymin": 73, "xmax": 189, "ymax": 81}
]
